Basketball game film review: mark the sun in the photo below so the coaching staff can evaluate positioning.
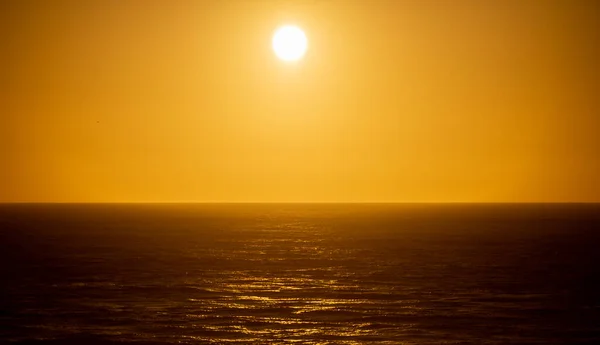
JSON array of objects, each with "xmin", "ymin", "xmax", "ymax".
[{"xmin": 272, "ymin": 25, "xmax": 307, "ymax": 62}]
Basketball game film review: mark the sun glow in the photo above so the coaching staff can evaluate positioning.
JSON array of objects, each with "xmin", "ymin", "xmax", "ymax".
[{"xmin": 272, "ymin": 25, "xmax": 307, "ymax": 61}]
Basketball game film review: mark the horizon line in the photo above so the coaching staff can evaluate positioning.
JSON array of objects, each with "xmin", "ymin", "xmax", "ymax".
[{"xmin": 1, "ymin": 201, "xmax": 599, "ymax": 205}]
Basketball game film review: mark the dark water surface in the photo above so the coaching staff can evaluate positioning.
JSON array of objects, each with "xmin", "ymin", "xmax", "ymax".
[{"xmin": 1, "ymin": 203, "xmax": 600, "ymax": 344}]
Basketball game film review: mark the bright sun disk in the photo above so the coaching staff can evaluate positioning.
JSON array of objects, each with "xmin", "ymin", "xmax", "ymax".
[{"xmin": 272, "ymin": 25, "xmax": 307, "ymax": 61}]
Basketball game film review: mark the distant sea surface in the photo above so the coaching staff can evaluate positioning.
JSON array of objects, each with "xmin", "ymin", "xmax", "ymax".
[{"xmin": 1, "ymin": 203, "xmax": 600, "ymax": 344}]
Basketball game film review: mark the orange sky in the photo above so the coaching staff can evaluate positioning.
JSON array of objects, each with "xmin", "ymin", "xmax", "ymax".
[{"xmin": 2, "ymin": 0, "xmax": 599, "ymax": 202}]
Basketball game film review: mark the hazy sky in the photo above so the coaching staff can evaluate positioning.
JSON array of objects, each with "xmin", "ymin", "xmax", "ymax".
[{"xmin": 2, "ymin": 0, "xmax": 599, "ymax": 202}]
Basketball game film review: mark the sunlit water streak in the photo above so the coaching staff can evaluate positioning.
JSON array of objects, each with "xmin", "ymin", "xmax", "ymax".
[{"xmin": 1, "ymin": 204, "xmax": 599, "ymax": 344}]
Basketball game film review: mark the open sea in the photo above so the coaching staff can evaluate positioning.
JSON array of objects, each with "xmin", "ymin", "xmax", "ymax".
[{"xmin": 1, "ymin": 203, "xmax": 599, "ymax": 344}]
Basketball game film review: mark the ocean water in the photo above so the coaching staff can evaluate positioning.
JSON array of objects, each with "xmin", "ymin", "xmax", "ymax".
[{"xmin": 1, "ymin": 203, "xmax": 599, "ymax": 344}]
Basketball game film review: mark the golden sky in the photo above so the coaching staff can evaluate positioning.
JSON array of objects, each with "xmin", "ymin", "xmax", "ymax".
[{"xmin": 2, "ymin": 0, "xmax": 599, "ymax": 202}]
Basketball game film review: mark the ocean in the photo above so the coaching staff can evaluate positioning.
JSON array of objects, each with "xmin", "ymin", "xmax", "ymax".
[{"xmin": 1, "ymin": 203, "xmax": 599, "ymax": 344}]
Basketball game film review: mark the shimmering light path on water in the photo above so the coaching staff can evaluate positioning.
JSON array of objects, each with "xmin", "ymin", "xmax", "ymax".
[{"xmin": 1, "ymin": 204, "xmax": 600, "ymax": 344}]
